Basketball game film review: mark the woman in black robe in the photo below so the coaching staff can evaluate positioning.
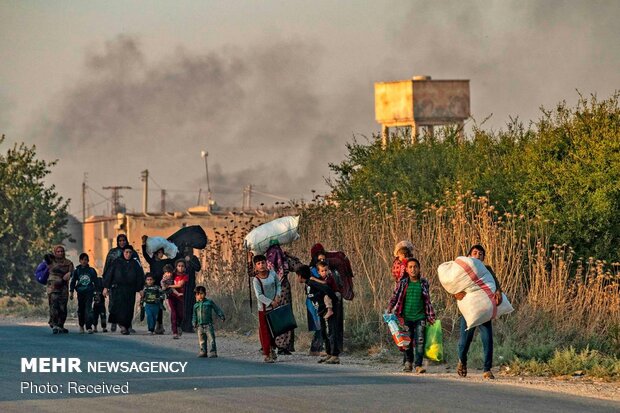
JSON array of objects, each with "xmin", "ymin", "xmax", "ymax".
[
  {"xmin": 103, "ymin": 234, "xmax": 141, "ymax": 332},
  {"xmin": 103, "ymin": 245, "xmax": 144, "ymax": 335}
]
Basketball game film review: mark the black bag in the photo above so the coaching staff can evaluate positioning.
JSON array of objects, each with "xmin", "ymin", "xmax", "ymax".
[
  {"xmin": 256, "ymin": 276, "xmax": 297, "ymax": 338},
  {"xmin": 266, "ymin": 304, "xmax": 297, "ymax": 338},
  {"xmin": 168, "ymin": 225, "xmax": 208, "ymax": 250}
]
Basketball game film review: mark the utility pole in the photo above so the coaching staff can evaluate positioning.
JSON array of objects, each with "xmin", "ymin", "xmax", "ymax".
[
  {"xmin": 102, "ymin": 186, "xmax": 132, "ymax": 215},
  {"xmin": 244, "ymin": 184, "xmax": 253, "ymax": 210},
  {"xmin": 82, "ymin": 173, "xmax": 87, "ymax": 223},
  {"xmin": 161, "ymin": 189, "xmax": 166, "ymax": 213},
  {"xmin": 141, "ymin": 170, "xmax": 149, "ymax": 215},
  {"xmin": 200, "ymin": 150, "xmax": 212, "ymax": 210}
]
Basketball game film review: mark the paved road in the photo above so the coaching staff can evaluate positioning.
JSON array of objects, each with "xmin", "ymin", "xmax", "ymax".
[{"xmin": 0, "ymin": 325, "xmax": 618, "ymax": 412}]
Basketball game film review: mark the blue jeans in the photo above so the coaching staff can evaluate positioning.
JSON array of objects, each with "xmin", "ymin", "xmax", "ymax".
[
  {"xmin": 405, "ymin": 319, "xmax": 426, "ymax": 367},
  {"xmin": 145, "ymin": 303, "xmax": 160, "ymax": 332},
  {"xmin": 458, "ymin": 317, "xmax": 493, "ymax": 372}
]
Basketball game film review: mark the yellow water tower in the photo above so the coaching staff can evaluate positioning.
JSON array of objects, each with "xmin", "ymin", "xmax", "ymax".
[{"xmin": 375, "ymin": 75, "xmax": 470, "ymax": 147}]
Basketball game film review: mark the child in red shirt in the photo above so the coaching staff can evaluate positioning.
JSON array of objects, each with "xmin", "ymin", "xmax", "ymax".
[
  {"xmin": 391, "ymin": 241, "xmax": 414, "ymax": 284},
  {"xmin": 164, "ymin": 259, "xmax": 189, "ymax": 339}
]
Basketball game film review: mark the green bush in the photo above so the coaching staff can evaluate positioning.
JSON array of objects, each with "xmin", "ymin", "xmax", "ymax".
[{"xmin": 329, "ymin": 93, "xmax": 620, "ymax": 260}]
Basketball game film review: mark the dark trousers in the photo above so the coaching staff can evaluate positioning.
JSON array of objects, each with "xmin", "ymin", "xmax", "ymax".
[
  {"xmin": 336, "ymin": 297, "xmax": 344, "ymax": 351},
  {"xmin": 168, "ymin": 297, "xmax": 184, "ymax": 335},
  {"xmin": 76, "ymin": 291, "xmax": 94, "ymax": 329},
  {"xmin": 458, "ymin": 317, "xmax": 493, "ymax": 372},
  {"xmin": 93, "ymin": 300, "xmax": 107, "ymax": 328},
  {"xmin": 405, "ymin": 319, "xmax": 426, "ymax": 367},
  {"xmin": 320, "ymin": 309, "xmax": 340, "ymax": 357},
  {"xmin": 48, "ymin": 292, "xmax": 68, "ymax": 328},
  {"xmin": 310, "ymin": 330, "xmax": 323, "ymax": 353}
]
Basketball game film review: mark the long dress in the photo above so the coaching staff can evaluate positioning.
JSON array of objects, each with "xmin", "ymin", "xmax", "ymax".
[
  {"xmin": 182, "ymin": 254, "xmax": 201, "ymax": 332},
  {"xmin": 104, "ymin": 257, "xmax": 144, "ymax": 328},
  {"xmin": 266, "ymin": 245, "xmax": 296, "ymax": 352}
]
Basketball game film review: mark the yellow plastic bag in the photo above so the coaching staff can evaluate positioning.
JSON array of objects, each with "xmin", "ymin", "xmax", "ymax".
[{"xmin": 424, "ymin": 320, "xmax": 443, "ymax": 362}]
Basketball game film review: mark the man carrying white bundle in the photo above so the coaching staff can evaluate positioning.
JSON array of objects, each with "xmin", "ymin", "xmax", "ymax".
[{"xmin": 454, "ymin": 244, "xmax": 502, "ymax": 380}]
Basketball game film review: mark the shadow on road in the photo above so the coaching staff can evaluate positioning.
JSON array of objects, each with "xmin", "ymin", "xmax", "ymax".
[{"xmin": 0, "ymin": 324, "xmax": 414, "ymax": 401}]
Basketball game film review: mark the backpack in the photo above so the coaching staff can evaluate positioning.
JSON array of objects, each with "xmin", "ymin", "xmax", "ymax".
[
  {"xmin": 325, "ymin": 251, "xmax": 355, "ymax": 301},
  {"xmin": 34, "ymin": 261, "xmax": 49, "ymax": 285},
  {"xmin": 75, "ymin": 269, "xmax": 94, "ymax": 293}
]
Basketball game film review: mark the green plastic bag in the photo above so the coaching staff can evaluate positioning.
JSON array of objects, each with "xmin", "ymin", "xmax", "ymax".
[{"xmin": 424, "ymin": 320, "xmax": 443, "ymax": 362}]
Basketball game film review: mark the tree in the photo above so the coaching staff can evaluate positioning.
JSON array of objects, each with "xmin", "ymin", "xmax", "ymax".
[
  {"xmin": 328, "ymin": 93, "xmax": 620, "ymax": 260},
  {"xmin": 517, "ymin": 94, "xmax": 620, "ymax": 258},
  {"xmin": 0, "ymin": 135, "xmax": 70, "ymax": 303}
]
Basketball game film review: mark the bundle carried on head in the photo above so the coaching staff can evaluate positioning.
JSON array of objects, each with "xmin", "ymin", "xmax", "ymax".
[
  {"xmin": 145, "ymin": 237, "xmax": 179, "ymax": 258},
  {"xmin": 244, "ymin": 216, "xmax": 300, "ymax": 255},
  {"xmin": 437, "ymin": 257, "xmax": 514, "ymax": 329}
]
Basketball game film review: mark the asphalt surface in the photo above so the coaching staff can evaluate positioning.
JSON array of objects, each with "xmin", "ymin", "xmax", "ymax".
[{"xmin": 0, "ymin": 324, "xmax": 618, "ymax": 413}]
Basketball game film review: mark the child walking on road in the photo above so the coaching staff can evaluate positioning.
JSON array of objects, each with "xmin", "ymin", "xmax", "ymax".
[
  {"xmin": 192, "ymin": 286, "xmax": 225, "ymax": 358},
  {"xmin": 164, "ymin": 260, "xmax": 188, "ymax": 339},
  {"xmin": 70, "ymin": 253, "xmax": 98, "ymax": 334},
  {"xmin": 387, "ymin": 258, "xmax": 436, "ymax": 373},
  {"xmin": 143, "ymin": 274, "xmax": 165, "ymax": 335}
]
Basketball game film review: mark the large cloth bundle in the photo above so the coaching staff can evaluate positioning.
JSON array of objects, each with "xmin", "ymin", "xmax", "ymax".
[
  {"xmin": 168, "ymin": 225, "xmax": 208, "ymax": 250},
  {"xmin": 324, "ymin": 251, "xmax": 355, "ymax": 301},
  {"xmin": 145, "ymin": 236, "xmax": 179, "ymax": 258},
  {"xmin": 383, "ymin": 313, "xmax": 411, "ymax": 350},
  {"xmin": 244, "ymin": 216, "xmax": 300, "ymax": 255},
  {"xmin": 437, "ymin": 257, "xmax": 514, "ymax": 329}
]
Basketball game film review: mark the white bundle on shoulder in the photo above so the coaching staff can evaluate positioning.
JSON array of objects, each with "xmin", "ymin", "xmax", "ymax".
[
  {"xmin": 437, "ymin": 256, "xmax": 514, "ymax": 329},
  {"xmin": 145, "ymin": 236, "xmax": 179, "ymax": 258}
]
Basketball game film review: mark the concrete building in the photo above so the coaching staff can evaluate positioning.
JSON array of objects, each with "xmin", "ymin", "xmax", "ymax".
[{"xmin": 83, "ymin": 209, "xmax": 278, "ymax": 274}]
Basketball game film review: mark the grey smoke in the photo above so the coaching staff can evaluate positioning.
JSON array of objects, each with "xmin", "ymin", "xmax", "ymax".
[
  {"xmin": 30, "ymin": 35, "xmax": 348, "ymax": 212},
  {"xmin": 23, "ymin": 1, "xmax": 620, "ymax": 215}
]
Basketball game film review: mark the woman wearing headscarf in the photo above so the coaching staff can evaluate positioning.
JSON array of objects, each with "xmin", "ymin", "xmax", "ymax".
[
  {"xmin": 103, "ymin": 245, "xmax": 145, "ymax": 335},
  {"xmin": 180, "ymin": 245, "xmax": 201, "ymax": 333},
  {"xmin": 47, "ymin": 245, "xmax": 74, "ymax": 333},
  {"xmin": 103, "ymin": 234, "xmax": 141, "ymax": 332},
  {"xmin": 265, "ymin": 242, "xmax": 297, "ymax": 354}
]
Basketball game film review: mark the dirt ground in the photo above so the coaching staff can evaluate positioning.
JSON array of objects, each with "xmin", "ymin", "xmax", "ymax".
[{"xmin": 4, "ymin": 315, "xmax": 619, "ymax": 403}]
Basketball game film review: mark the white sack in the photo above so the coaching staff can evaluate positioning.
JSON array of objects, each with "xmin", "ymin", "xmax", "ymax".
[
  {"xmin": 438, "ymin": 256, "xmax": 514, "ymax": 329},
  {"xmin": 458, "ymin": 291, "xmax": 514, "ymax": 330},
  {"xmin": 146, "ymin": 236, "xmax": 179, "ymax": 258},
  {"xmin": 244, "ymin": 216, "xmax": 300, "ymax": 255}
]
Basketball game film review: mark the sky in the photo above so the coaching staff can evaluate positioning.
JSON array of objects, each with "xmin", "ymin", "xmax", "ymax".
[{"xmin": 1, "ymin": 0, "xmax": 619, "ymax": 216}]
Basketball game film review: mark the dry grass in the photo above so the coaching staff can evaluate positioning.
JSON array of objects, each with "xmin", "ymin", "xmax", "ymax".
[{"xmin": 197, "ymin": 189, "xmax": 620, "ymax": 357}]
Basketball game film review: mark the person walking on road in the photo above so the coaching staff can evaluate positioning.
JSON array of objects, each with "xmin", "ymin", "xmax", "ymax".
[
  {"xmin": 387, "ymin": 258, "xmax": 436, "ymax": 373},
  {"xmin": 69, "ymin": 253, "xmax": 98, "ymax": 334},
  {"xmin": 164, "ymin": 259, "xmax": 189, "ymax": 339},
  {"xmin": 142, "ymin": 235, "xmax": 178, "ymax": 334},
  {"xmin": 192, "ymin": 285, "xmax": 225, "ymax": 358},
  {"xmin": 103, "ymin": 234, "xmax": 140, "ymax": 332},
  {"xmin": 252, "ymin": 254, "xmax": 281, "ymax": 363},
  {"xmin": 47, "ymin": 245, "xmax": 74, "ymax": 334},
  {"xmin": 103, "ymin": 245, "xmax": 145, "ymax": 335},
  {"xmin": 454, "ymin": 244, "xmax": 503, "ymax": 380}
]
